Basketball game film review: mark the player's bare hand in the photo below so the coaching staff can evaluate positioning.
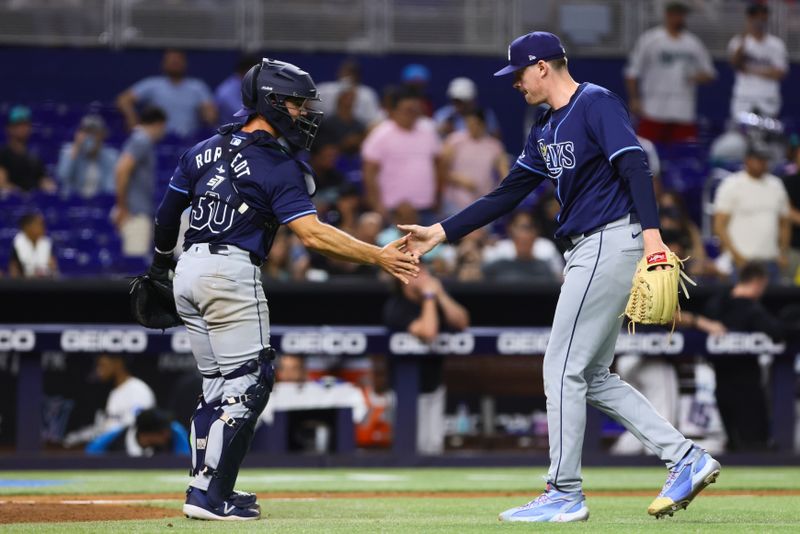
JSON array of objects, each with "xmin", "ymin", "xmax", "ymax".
[
  {"xmin": 642, "ymin": 229, "xmax": 672, "ymax": 271},
  {"xmin": 377, "ymin": 234, "xmax": 420, "ymax": 284},
  {"xmin": 397, "ymin": 223, "xmax": 446, "ymax": 257}
]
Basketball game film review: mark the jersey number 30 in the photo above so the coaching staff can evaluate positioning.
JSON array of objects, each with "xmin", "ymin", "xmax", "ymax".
[{"xmin": 189, "ymin": 192, "xmax": 235, "ymax": 234}]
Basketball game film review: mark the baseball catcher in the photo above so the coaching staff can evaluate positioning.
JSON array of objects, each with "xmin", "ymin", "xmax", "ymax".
[{"xmin": 136, "ymin": 58, "xmax": 417, "ymax": 522}]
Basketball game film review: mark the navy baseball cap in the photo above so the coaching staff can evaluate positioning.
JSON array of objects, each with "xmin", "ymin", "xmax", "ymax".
[{"xmin": 494, "ymin": 31, "xmax": 566, "ymax": 77}]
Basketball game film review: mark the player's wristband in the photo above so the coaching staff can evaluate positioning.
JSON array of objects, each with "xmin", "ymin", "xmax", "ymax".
[
  {"xmin": 422, "ymin": 292, "xmax": 436, "ymax": 300},
  {"xmin": 151, "ymin": 250, "xmax": 175, "ymax": 269}
]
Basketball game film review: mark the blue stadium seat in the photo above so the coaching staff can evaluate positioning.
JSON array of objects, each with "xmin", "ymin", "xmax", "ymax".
[
  {"xmin": 0, "ymin": 227, "xmax": 17, "ymax": 241},
  {"xmin": 87, "ymin": 193, "xmax": 116, "ymax": 210},
  {"xmin": 0, "ymin": 186, "xmax": 136, "ymax": 277},
  {"xmin": 658, "ymin": 143, "xmax": 710, "ymax": 192},
  {"xmin": 111, "ymin": 256, "xmax": 149, "ymax": 277},
  {"xmin": 49, "ymin": 229, "xmax": 71, "ymax": 246},
  {"xmin": 54, "ymin": 247, "xmax": 94, "ymax": 277}
]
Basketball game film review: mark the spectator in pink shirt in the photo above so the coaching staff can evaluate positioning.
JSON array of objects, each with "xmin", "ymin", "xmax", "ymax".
[
  {"xmin": 441, "ymin": 109, "xmax": 509, "ymax": 217},
  {"xmin": 361, "ymin": 89, "xmax": 444, "ymax": 224}
]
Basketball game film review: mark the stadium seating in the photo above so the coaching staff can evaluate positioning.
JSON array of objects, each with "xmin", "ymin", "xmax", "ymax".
[
  {"xmin": 0, "ymin": 101, "xmax": 737, "ymax": 278},
  {"xmin": 0, "ymin": 102, "xmax": 196, "ymax": 276}
]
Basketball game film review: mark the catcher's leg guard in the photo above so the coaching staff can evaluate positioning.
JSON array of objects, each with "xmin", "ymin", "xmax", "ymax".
[
  {"xmin": 188, "ymin": 376, "xmax": 224, "ymax": 478},
  {"xmin": 192, "ymin": 348, "xmax": 275, "ymax": 508}
]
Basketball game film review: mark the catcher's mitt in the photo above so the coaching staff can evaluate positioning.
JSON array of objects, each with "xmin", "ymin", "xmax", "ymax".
[
  {"xmin": 623, "ymin": 250, "xmax": 696, "ymax": 332},
  {"xmin": 129, "ymin": 274, "xmax": 183, "ymax": 329}
]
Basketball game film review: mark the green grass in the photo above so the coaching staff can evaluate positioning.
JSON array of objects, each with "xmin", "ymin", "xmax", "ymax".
[
  {"xmin": 2, "ymin": 466, "xmax": 800, "ymax": 495},
  {"xmin": 2, "ymin": 467, "xmax": 800, "ymax": 532}
]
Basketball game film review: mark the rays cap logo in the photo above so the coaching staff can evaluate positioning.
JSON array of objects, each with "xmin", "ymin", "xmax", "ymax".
[{"xmin": 495, "ymin": 31, "xmax": 566, "ymax": 77}]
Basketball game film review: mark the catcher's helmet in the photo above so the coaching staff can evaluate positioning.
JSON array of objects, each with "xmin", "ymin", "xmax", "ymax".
[{"xmin": 234, "ymin": 58, "xmax": 323, "ymax": 150}]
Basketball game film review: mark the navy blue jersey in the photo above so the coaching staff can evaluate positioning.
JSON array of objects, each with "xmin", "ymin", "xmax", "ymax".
[
  {"xmin": 516, "ymin": 83, "xmax": 643, "ymax": 238},
  {"xmin": 169, "ymin": 128, "xmax": 316, "ymax": 261}
]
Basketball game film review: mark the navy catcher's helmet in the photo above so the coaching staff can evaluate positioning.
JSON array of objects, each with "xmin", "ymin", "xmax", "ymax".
[{"xmin": 234, "ymin": 58, "xmax": 323, "ymax": 150}]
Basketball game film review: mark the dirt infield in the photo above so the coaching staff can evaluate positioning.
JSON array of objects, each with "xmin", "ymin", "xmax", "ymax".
[
  {"xmin": 2, "ymin": 489, "xmax": 799, "ymax": 524},
  {"xmin": 0, "ymin": 501, "xmax": 179, "ymax": 524}
]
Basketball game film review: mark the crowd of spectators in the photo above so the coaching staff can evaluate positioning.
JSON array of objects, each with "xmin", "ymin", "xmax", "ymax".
[{"xmin": 0, "ymin": 2, "xmax": 798, "ymax": 289}]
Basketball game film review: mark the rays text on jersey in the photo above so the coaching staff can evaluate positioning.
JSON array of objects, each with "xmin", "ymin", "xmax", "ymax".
[{"xmin": 538, "ymin": 139, "xmax": 576, "ymax": 178}]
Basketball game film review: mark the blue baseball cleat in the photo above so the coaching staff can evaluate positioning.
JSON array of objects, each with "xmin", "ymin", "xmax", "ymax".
[
  {"xmin": 648, "ymin": 446, "xmax": 721, "ymax": 518},
  {"xmin": 228, "ymin": 490, "xmax": 259, "ymax": 509},
  {"xmin": 183, "ymin": 487, "xmax": 261, "ymax": 521},
  {"xmin": 498, "ymin": 484, "xmax": 589, "ymax": 523}
]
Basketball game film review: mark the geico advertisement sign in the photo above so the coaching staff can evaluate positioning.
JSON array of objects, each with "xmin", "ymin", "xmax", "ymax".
[
  {"xmin": 707, "ymin": 333, "xmax": 785, "ymax": 354},
  {"xmin": 389, "ymin": 333, "xmax": 474, "ymax": 354},
  {"xmin": 495, "ymin": 331, "xmax": 683, "ymax": 355},
  {"xmin": 60, "ymin": 329, "xmax": 147, "ymax": 352},
  {"xmin": 615, "ymin": 332, "xmax": 684, "ymax": 354},
  {"xmin": 281, "ymin": 331, "xmax": 367, "ymax": 355},
  {"xmin": 171, "ymin": 331, "xmax": 192, "ymax": 353},
  {"xmin": 0, "ymin": 329, "xmax": 36, "ymax": 351},
  {"xmin": 171, "ymin": 330, "xmax": 370, "ymax": 355},
  {"xmin": 496, "ymin": 331, "xmax": 550, "ymax": 354}
]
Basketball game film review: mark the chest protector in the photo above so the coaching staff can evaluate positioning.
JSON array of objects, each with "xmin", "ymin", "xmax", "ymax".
[{"xmin": 189, "ymin": 128, "xmax": 295, "ymax": 256}]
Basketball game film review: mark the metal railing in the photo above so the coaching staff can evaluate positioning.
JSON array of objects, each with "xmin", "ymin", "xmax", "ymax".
[
  {"xmin": 118, "ymin": 0, "xmax": 246, "ymax": 49},
  {"xmin": 0, "ymin": 0, "xmax": 796, "ymax": 61}
]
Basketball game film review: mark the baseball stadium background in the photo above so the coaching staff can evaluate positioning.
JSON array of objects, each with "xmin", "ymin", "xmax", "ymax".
[{"xmin": 1, "ymin": 0, "xmax": 800, "ymax": 531}]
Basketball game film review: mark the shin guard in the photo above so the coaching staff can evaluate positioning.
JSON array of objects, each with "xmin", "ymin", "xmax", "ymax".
[{"xmin": 204, "ymin": 348, "xmax": 275, "ymax": 507}]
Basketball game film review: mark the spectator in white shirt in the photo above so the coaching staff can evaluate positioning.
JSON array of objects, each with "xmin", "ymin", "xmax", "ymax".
[
  {"xmin": 315, "ymin": 59, "xmax": 381, "ymax": 127},
  {"xmin": 97, "ymin": 354, "xmax": 156, "ymax": 429},
  {"xmin": 713, "ymin": 144, "xmax": 791, "ymax": 281},
  {"xmin": 625, "ymin": 1, "xmax": 715, "ymax": 143},
  {"xmin": 276, "ymin": 354, "xmax": 308, "ymax": 383},
  {"xmin": 63, "ymin": 354, "xmax": 156, "ymax": 446},
  {"xmin": 8, "ymin": 212, "xmax": 57, "ymax": 278},
  {"xmin": 482, "ymin": 211, "xmax": 562, "ymax": 282},
  {"xmin": 728, "ymin": 3, "xmax": 788, "ymax": 119},
  {"xmin": 433, "ymin": 77, "xmax": 502, "ymax": 139}
]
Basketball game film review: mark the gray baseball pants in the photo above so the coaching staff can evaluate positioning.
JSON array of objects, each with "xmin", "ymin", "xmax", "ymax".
[
  {"xmin": 173, "ymin": 243, "xmax": 269, "ymax": 492},
  {"xmin": 545, "ymin": 215, "xmax": 693, "ymax": 492}
]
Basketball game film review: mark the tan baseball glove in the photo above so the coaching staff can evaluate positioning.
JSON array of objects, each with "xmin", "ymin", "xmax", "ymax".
[{"xmin": 623, "ymin": 250, "xmax": 696, "ymax": 332}]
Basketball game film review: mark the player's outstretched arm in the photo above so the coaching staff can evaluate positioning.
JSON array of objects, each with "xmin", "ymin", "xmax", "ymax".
[
  {"xmin": 404, "ymin": 165, "xmax": 545, "ymax": 255},
  {"xmin": 288, "ymin": 214, "xmax": 419, "ymax": 284},
  {"xmin": 396, "ymin": 223, "xmax": 446, "ymax": 258}
]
